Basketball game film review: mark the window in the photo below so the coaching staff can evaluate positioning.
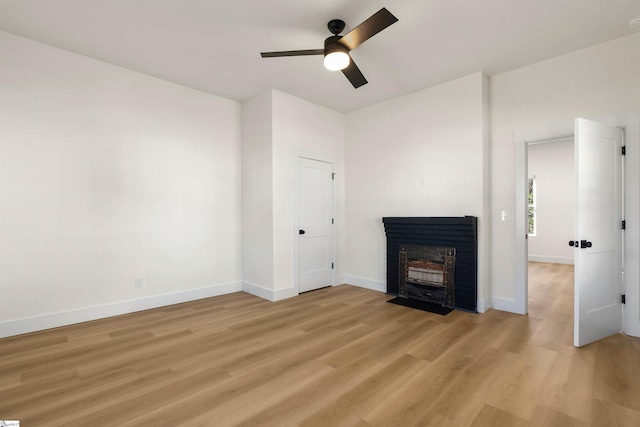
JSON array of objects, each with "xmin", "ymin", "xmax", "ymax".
[{"xmin": 528, "ymin": 176, "xmax": 536, "ymax": 236}]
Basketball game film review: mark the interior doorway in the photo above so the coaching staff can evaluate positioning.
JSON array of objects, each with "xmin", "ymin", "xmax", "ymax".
[
  {"xmin": 527, "ymin": 138, "xmax": 575, "ymax": 265},
  {"xmin": 514, "ymin": 121, "xmax": 575, "ymax": 316},
  {"xmin": 516, "ymin": 118, "xmax": 625, "ymax": 347},
  {"xmin": 526, "ymin": 137, "xmax": 575, "ymax": 332}
]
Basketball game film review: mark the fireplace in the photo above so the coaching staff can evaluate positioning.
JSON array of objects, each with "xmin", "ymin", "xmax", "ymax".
[
  {"xmin": 399, "ymin": 245, "xmax": 455, "ymax": 308},
  {"xmin": 383, "ymin": 217, "xmax": 477, "ymax": 312}
]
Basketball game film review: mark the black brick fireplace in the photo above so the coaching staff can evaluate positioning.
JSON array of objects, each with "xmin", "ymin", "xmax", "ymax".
[{"xmin": 383, "ymin": 216, "xmax": 478, "ymax": 312}]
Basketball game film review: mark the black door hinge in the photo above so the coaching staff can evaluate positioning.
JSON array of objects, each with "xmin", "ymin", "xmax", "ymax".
[
  {"xmin": 622, "ymin": 220, "xmax": 626, "ymax": 230},
  {"xmin": 622, "ymin": 294, "xmax": 626, "ymax": 304},
  {"xmin": 622, "ymin": 146, "xmax": 626, "ymax": 155},
  {"xmin": 332, "ymin": 173, "xmax": 336, "ymax": 180},
  {"xmin": 332, "ymin": 218, "xmax": 334, "ymax": 224},
  {"xmin": 331, "ymin": 263, "xmax": 334, "ymax": 269}
]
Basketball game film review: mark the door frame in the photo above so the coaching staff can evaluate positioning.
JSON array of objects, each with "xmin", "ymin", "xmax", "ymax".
[
  {"xmin": 514, "ymin": 121, "xmax": 574, "ymax": 315},
  {"xmin": 514, "ymin": 114, "xmax": 631, "ymax": 331},
  {"xmin": 292, "ymin": 147, "xmax": 338, "ymax": 295}
]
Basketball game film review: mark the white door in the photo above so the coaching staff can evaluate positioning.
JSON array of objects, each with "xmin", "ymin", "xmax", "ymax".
[
  {"xmin": 298, "ymin": 157, "xmax": 334, "ymax": 293},
  {"xmin": 573, "ymin": 118, "xmax": 623, "ymax": 347}
]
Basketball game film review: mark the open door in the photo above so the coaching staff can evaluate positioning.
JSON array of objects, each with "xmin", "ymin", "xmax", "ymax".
[{"xmin": 573, "ymin": 118, "xmax": 623, "ymax": 347}]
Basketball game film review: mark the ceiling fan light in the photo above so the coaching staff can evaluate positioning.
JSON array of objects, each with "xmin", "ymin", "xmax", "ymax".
[{"xmin": 324, "ymin": 51, "xmax": 350, "ymax": 71}]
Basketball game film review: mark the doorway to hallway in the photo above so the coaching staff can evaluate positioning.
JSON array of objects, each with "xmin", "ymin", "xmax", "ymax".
[{"xmin": 516, "ymin": 118, "xmax": 624, "ymax": 347}]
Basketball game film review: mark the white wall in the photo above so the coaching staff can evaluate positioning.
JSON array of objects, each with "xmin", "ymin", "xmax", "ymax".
[
  {"xmin": 490, "ymin": 32, "xmax": 640, "ymax": 336},
  {"xmin": 527, "ymin": 139, "xmax": 574, "ymax": 263},
  {"xmin": 241, "ymin": 91, "xmax": 274, "ymax": 293},
  {"xmin": 344, "ymin": 72, "xmax": 490, "ymax": 309},
  {"xmin": 0, "ymin": 32, "xmax": 242, "ymax": 337},
  {"xmin": 241, "ymin": 89, "xmax": 346, "ymax": 300}
]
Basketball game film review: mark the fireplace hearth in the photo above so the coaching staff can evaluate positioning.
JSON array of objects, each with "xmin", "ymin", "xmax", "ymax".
[{"xmin": 383, "ymin": 217, "xmax": 477, "ymax": 312}]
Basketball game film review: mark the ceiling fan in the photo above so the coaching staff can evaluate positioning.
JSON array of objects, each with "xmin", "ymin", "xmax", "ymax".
[{"xmin": 260, "ymin": 7, "xmax": 398, "ymax": 88}]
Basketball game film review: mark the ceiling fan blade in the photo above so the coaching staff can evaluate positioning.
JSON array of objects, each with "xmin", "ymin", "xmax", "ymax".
[
  {"xmin": 342, "ymin": 58, "xmax": 368, "ymax": 88},
  {"xmin": 261, "ymin": 49, "xmax": 324, "ymax": 58},
  {"xmin": 339, "ymin": 8, "xmax": 398, "ymax": 51}
]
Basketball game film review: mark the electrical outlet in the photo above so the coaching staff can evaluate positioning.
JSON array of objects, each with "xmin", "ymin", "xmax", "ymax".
[{"xmin": 134, "ymin": 278, "xmax": 144, "ymax": 289}]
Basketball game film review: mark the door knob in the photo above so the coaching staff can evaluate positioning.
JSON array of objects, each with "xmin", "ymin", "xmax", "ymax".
[
  {"xmin": 580, "ymin": 240, "xmax": 592, "ymax": 248},
  {"xmin": 299, "ymin": 230, "xmax": 306, "ymax": 235}
]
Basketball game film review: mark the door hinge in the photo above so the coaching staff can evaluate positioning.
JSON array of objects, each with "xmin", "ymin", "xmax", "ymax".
[
  {"xmin": 332, "ymin": 218, "xmax": 334, "ymax": 224},
  {"xmin": 331, "ymin": 263, "xmax": 334, "ymax": 269},
  {"xmin": 332, "ymin": 173, "xmax": 336, "ymax": 180},
  {"xmin": 622, "ymin": 146, "xmax": 626, "ymax": 155},
  {"xmin": 622, "ymin": 220, "xmax": 626, "ymax": 230},
  {"xmin": 621, "ymin": 294, "xmax": 626, "ymax": 304}
]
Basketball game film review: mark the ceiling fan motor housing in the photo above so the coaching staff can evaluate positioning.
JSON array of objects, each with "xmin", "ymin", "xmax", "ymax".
[
  {"xmin": 324, "ymin": 35, "xmax": 348, "ymax": 55},
  {"xmin": 327, "ymin": 19, "xmax": 346, "ymax": 35}
]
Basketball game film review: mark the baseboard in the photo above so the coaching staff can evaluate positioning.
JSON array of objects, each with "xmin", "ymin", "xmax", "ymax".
[
  {"xmin": 273, "ymin": 287, "xmax": 298, "ymax": 301},
  {"xmin": 0, "ymin": 281, "xmax": 243, "ymax": 339},
  {"xmin": 343, "ymin": 276, "xmax": 386, "ymax": 293},
  {"xmin": 241, "ymin": 281, "xmax": 298, "ymax": 302},
  {"xmin": 241, "ymin": 281, "xmax": 275, "ymax": 301},
  {"xmin": 491, "ymin": 296, "xmax": 525, "ymax": 315},
  {"xmin": 528, "ymin": 255, "xmax": 574, "ymax": 264},
  {"xmin": 476, "ymin": 297, "xmax": 490, "ymax": 313},
  {"xmin": 335, "ymin": 276, "xmax": 348, "ymax": 286}
]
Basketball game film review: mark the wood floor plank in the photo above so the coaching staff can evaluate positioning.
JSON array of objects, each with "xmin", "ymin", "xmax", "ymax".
[
  {"xmin": 437, "ymin": 316, "xmax": 507, "ymax": 359},
  {"xmin": 183, "ymin": 361, "xmax": 336, "ymax": 426},
  {"xmin": 296, "ymin": 302, "xmax": 358, "ymax": 331},
  {"xmin": 64, "ymin": 366, "xmax": 231, "ymax": 427},
  {"xmin": 589, "ymin": 398, "xmax": 640, "ymax": 426},
  {"xmin": 406, "ymin": 317, "xmax": 478, "ymax": 362},
  {"xmin": 593, "ymin": 333, "xmax": 640, "ymax": 412},
  {"xmin": 298, "ymin": 353, "xmax": 429, "ymax": 427},
  {"xmin": 10, "ymin": 369, "xmax": 119, "ymax": 420},
  {"xmin": 0, "ymin": 333, "xmax": 68, "ymax": 357},
  {"xmin": 527, "ymin": 297, "xmax": 573, "ymax": 351},
  {"xmin": 361, "ymin": 352, "xmax": 474, "ymax": 426},
  {"xmin": 469, "ymin": 403, "xmax": 530, "ymax": 427},
  {"xmin": 322, "ymin": 318, "xmax": 432, "ymax": 369},
  {"xmin": 490, "ymin": 314, "xmax": 543, "ymax": 355},
  {"xmin": 16, "ymin": 368, "xmax": 179, "ymax": 425},
  {"xmin": 538, "ymin": 344, "xmax": 597, "ymax": 421},
  {"xmin": 483, "ymin": 344, "xmax": 558, "ymax": 421},
  {"xmin": 530, "ymin": 405, "xmax": 587, "ymax": 427},
  {"xmin": 433, "ymin": 347, "xmax": 518, "ymax": 426},
  {"xmin": 235, "ymin": 356, "xmax": 385, "ymax": 427}
]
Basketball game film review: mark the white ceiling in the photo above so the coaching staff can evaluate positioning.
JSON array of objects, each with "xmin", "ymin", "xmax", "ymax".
[{"xmin": 1, "ymin": 0, "xmax": 639, "ymax": 113}]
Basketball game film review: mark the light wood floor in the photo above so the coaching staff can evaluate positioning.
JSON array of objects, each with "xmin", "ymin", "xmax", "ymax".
[{"xmin": 1, "ymin": 262, "xmax": 639, "ymax": 426}]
